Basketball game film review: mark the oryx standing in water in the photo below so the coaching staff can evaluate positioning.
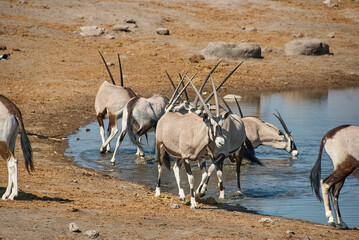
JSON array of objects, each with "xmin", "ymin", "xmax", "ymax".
[
  {"xmin": 155, "ymin": 77, "xmax": 229, "ymax": 209},
  {"xmin": 95, "ymin": 53, "xmax": 136, "ymax": 153},
  {"xmin": 0, "ymin": 95, "xmax": 33, "ymax": 200},
  {"xmin": 236, "ymin": 100, "xmax": 298, "ymax": 157},
  {"xmin": 310, "ymin": 125, "xmax": 359, "ymax": 229},
  {"xmin": 105, "ymin": 93, "xmax": 169, "ymax": 164}
]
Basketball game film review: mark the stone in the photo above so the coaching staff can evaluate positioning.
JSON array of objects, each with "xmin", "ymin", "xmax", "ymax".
[
  {"xmin": 284, "ymin": 39, "xmax": 330, "ymax": 56},
  {"xmin": 202, "ymin": 42, "xmax": 262, "ymax": 60},
  {"xmin": 169, "ymin": 203, "xmax": 180, "ymax": 209},
  {"xmin": 291, "ymin": 32, "xmax": 303, "ymax": 38},
  {"xmin": 84, "ymin": 230, "xmax": 99, "ymax": 239},
  {"xmin": 156, "ymin": 28, "xmax": 170, "ymax": 35},
  {"xmin": 69, "ymin": 223, "xmax": 81, "ymax": 233},
  {"xmin": 113, "ymin": 24, "xmax": 130, "ymax": 32},
  {"xmin": 124, "ymin": 18, "xmax": 136, "ymax": 24},
  {"xmin": 189, "ymin": 54, "xmax": 204, "ymax": 63},
  {"xmin": 327, "ymin": 32, "xmax": 335, "ymax": 38},
  {"xmin": 79, "ymin": 26, "xmax": 104, "ymax": 37},
  {"xmin": 258, "ymin": 217, "xmax": 275, "ymax": 223},
  {"xmin": 104, "ymin": 35, "xmax": 115, "ymax": 39}
]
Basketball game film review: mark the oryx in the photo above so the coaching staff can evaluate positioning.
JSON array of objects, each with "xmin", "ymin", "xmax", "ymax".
[
  {"xmin": 196, "ymin": 96, "xmax": 262, "ymax": 198},
  {"xmin": 236, "ymin": 100, "xmax": 298, "ymax": 156},
  {"xmin": 105, "ymin": 93, "xmax": 169, "ymax": 164},
  {"xmin": 95, "ymin": 52, "xmax": 136, "ymax": 153},
  {"xmin": 310, "ymin": 125, "xmax": 359, "ymax": 229},
  {"xmin": 0, "ymin": 95, "xmax": 33, "ymax": 200},
  {"xmin": 155, "ymin": 77, "xmax": 229, "ymax": 209}
]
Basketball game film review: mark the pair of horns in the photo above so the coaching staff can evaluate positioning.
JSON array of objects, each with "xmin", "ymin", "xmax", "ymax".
[
  {"xmin": 166, "ymin": 71, "xmax": 190, "ymax": 103},
  {"xmin": 98, "ymin": 51, "xmax": 124, "ymax": 87},
  {"xmin": 166, "ymin": 73, "xmax": 196, "ymax": 112},
  {"xmin": 273, "ymin": 110, "xmax": 292, "ymax": 136}
]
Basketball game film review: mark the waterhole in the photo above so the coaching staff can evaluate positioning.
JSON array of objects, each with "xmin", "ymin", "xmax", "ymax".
[{"xmin": 66, "ymin": 87, "xmax": 359, "ymax": 228}]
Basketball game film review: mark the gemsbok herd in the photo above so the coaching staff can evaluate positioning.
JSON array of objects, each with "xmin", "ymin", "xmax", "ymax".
[{"xmin": 1, "ymin": 52, "xmax": 358, "ymax": 229}]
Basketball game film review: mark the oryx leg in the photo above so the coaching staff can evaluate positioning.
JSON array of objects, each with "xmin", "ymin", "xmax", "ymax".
[
  {"xmin": 235, "ymin": 147, "xmax": 244, "ymax": 194},
  {"xmin": 155, "ymin": 143, "xmax": 165, "ymax": 198},
  {"xmin": 135, "ymin": 123, "xmax": 154, "ymax": 157},
  {"xmin": 329, "ymin": 180, "xmax": 348, "ymax": 230},
  {"xmin": 201, "ymin": 154, "xmax": 226, "ymax": 198},
  {"xmin": 135, "ymin": 136, "xmax": 144, "ymax": 157},
  {"xmin": 183, "ymin": 159, "xmax": 198, "ymax": 209},
  {"xmin": 110, "ymin": 129, "xmax": 127, "ymax": 165},
  {"xmin": 2, "ymin": 157, "xmax": 18, "ymax": 200},
  {"xmin": 97, "ymin": 112, "xmax": 111, "ymax": 153},
  {"xmin": 196, "ymin": 157, "xmax": 208, "ymax": 197},
  {"xmin": 173, "ymin": 159, "xmax": 185, "ymax": 201},
  {"xmin": 101, "ymin": 112, "xmax": 121, "ymax": 153},
  {"xmin": 216, "ymin": 160, "xmax": 225, "ymax": 199},
  {"xmin": 321, "ymin": 159, "xmax": 357, "ymax": 229}
]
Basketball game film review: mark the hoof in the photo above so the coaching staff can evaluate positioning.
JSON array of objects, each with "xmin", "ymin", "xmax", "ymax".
[
  {"xmin": 328, "ymin": 222, "xmax": 336, "ymax": 227},
  {"xmin": 236, "ymin": 190, "xmax": 243, "ymax": 195},
  {"xmin": 110, "ymin": 161, "xmax": 115, "ymax": 166}
]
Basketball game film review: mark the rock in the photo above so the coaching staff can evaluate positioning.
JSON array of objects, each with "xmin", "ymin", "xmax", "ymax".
[
  {"xmin": 327, "ymin": 32, "xmax": 335, "ymax": 38},
  {"xmin": 223, "ymin": 94, "xmax": 242, "ymax": 101},
  {"xmin": 286, "ymin": 230, "xmax": 295, "ymax": 235},
  {"xmin": 202, "ymin": 42, "xmax": 262, "ymax": 60},
  {"xmin": 189, "ymin": 54, "xmax": 205, "ymax": 63},
  {"xmin": 169, "ymin": 203, "xmax": 180, "ymax": 209},
  {"xmin": 18, "ymin": 0, "xmax": 27, "ymax": 4},
  {"xmin": 113, "ymin": 24, "xmax": 130, "ymax": 32},
  {"xmin": 284, "ymin": 39, "xmax": 330, "ymax": 56},
  {"xmin": 258, "ymin": 217, "xmax": 275, "ymax": 223},
  {"xmin": 84, "ymin": 230, "xmax": 99, "ymax": 239},
  {"xmin": 79, "ymin": 26, "xmax": 104, "ymax": 37},
  {"xmin": 104, "ymin": 34, "xmax": 115, "ymax": 39},
  {"xmin": 245, "ymin": 27, "xmax": 257, "ymax": 32},
  {"xmin": 156, "ymin": 28, "xmax": 170, "ymax": 35},
  {"xmin": 323, "ymin": 0, "xmax": 339, "ymax": 8},
  {"xmin": 124, "ymin": 18, "xmax": 136, "ymax": 24},
  {"xmin": 291, "ymin": 32, "xmax": 303, "ymax": 38},
  {"xmin": 69, "ymin": 223, "xmax": 81, "ymax": 233}
]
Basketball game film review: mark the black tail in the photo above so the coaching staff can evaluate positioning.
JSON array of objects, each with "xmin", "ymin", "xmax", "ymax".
[
  {"xmin": 243, "ymin": 147, "xmax": 262, "ymax": 166},
  {"xmin": 310, "ymin": 137, "xmax": 325, "ymax": 202},
  {"xmin": 163, "ymin": 151, "xmax": 171, "ymax": 170},
  {"xmin": 17, "ymin": 117, "xmax": 34, "ymax": 173}
]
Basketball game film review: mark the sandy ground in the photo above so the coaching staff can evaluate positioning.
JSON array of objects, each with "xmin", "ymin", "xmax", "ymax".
[{"xmin": 0, "ymin": 0, "xmax": 359, "ymax": 239}]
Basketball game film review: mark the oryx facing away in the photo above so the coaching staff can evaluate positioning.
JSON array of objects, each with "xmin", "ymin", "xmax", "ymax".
[
  {"xmin": 310, "ymin": 125, "xmax": 359, "ymax": 229},
  {"xmin": 105, "ymin": 93, "xmax": 169, "ymax": 164},
  {"xmin": 155, "ymin": 78, "xmax": 229, "ymax": 208},
  {"xmin": 95, "ymin": 53, "xmax": 136, "ymax": 153},
  {"xmin": 0, "ymin": 95, "xmax": 34, "ymax": 200}
]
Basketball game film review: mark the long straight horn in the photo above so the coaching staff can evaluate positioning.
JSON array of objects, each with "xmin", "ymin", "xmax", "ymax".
[
  {"xmin": 172, "ymin": 73, "xmax": 195, "ymax": 105},
  {"xmin": 117, "ymin": 53, "xmax": 124, "ymax": 87},
  {"xmin": 210, "ymin": 76, "xmax": 220, "ymax": 117},
  {"xmin": 99, "ymin": 51, "xmax": 116, "ymax": 85},
  {"xmin": 166, "ymin": 73, "xmax": 195, "ymax": 113},
  {"xmin": 188, "ymin": 76, "xmax": 213, "ymax": 118},
  {"xmin": 234, "ymin": 97, "xmax": 243, "ymax": 118},
  {"xmin": 273, "ymin": 110, "xmax": 291, "ymax": 135},
  {"xmin": 165, "ymin": 71, "xmax": 176, "ymax": 90},
  {"xmin": 168, "ymin": 72, "xmax": 187, "ymax": 104},
  {"xmin": 193, "ymin": 60, "xmax": 222, "ymax": 107},
  {"xmin": 221, "ymin": 97, "xmax": 233, "ymax": 114},
  {"xmin": 204, "ymin": 61, "xmax": 244, "ymax": 104},
  {"xmin": 178, "ymin": 73, "xmax": 190, "ymax": 102}
]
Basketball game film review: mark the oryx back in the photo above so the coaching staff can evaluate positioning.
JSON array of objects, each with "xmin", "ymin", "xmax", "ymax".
[
  {"xmin": 95, "ymin": 81, "xmax": 136, "ymax": 117},
  {"xmin": 156, "ymin": 112, "xmax": 210, "ymax": 160}
]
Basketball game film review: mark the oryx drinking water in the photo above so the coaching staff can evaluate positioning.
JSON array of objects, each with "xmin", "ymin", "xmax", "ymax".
[
  {"xmin": 0, "ymin": 95, "xmax": 33, "ymax": 200},
  {"xmin": 310, "ymin": 125, "xmax": 359, "ymax": 229},
  {"xmin": 95, "ymin": 53, "xmax": 136, "ymax": 153}
]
